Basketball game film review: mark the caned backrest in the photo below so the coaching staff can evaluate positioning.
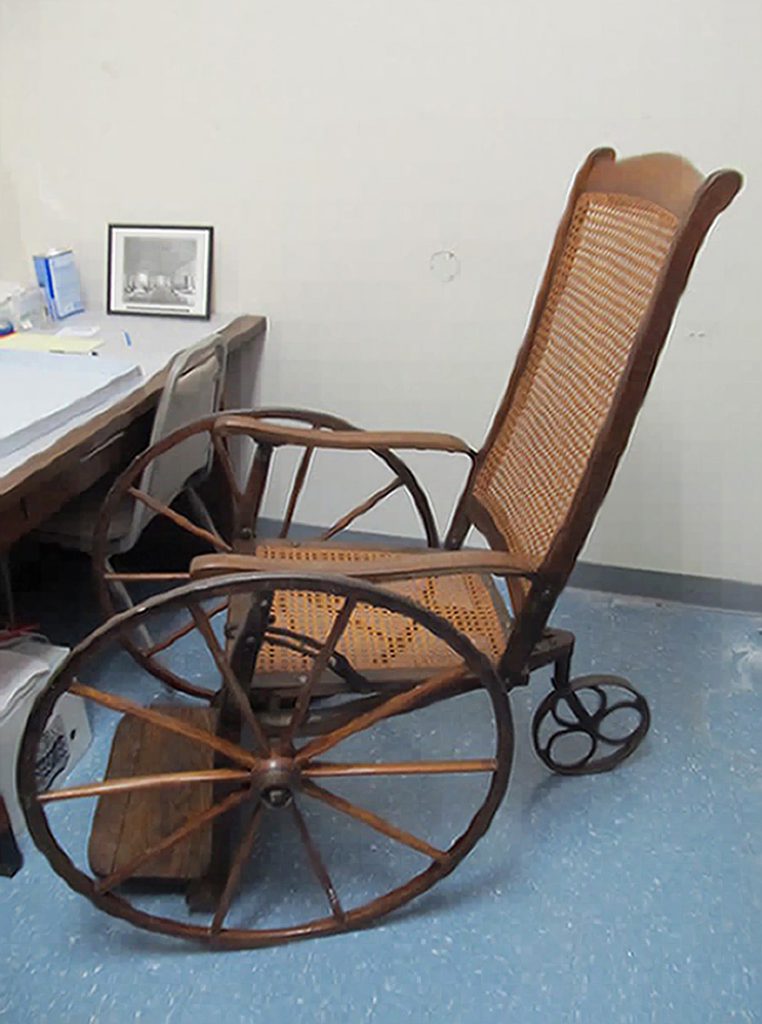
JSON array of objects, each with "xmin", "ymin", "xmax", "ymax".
[{"xmin": 450, "ymin": 149, "xmax": 741, "ymax": 632}]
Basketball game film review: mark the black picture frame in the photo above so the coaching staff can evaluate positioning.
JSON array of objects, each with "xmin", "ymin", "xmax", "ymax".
[{"xmin": 107, "ymin": 224, "xmax": 213, "ymax": 319}]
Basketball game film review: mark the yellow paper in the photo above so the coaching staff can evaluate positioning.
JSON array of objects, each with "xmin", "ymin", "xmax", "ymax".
[{"xmin": 0, "ymin": 332, "xmax": 103, "ymax": 354}]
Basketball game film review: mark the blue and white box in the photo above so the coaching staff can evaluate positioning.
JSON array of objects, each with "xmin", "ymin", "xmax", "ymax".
[{"xmin": 33, "ymin": 249, "xmax": 84, "ymax": 320}]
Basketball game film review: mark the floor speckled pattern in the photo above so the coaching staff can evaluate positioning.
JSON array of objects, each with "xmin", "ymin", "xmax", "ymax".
[{"xmin": 2, "ymin": 552, "xmax": 761, "ymax": 1023}]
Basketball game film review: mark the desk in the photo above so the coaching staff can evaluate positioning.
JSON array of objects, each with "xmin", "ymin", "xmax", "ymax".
[{"xmin": 0, "ymin": 313, "xmax": 266, "ymax": 549}]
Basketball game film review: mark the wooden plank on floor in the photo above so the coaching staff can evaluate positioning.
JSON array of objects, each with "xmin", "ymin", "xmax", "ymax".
[{"xmin": 88, "ymin": 705, "xmax": 219, "ymax": 881}]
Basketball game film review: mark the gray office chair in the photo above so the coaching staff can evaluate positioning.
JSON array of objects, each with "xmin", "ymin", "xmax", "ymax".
[{"xmin": 37, "ymin": 334, "xmax": 227, "ymax": 628}]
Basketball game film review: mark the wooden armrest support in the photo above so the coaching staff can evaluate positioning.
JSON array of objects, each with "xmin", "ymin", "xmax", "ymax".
[
  {"xmin": 190, "ymin": 549, "xmax": 538, "ymax": 583},
  {"xmin": 213, "ymin": 415, "xmax": 474, "ymax": 456}
]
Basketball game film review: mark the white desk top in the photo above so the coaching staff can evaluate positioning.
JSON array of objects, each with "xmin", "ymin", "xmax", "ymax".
[
  {"xmin": 54, "ymin": 310, "xmax": 232, "ymax": 380},
  {"xmin": 0, "ymin": 311, "xmax": 235, "ymax": 481}
]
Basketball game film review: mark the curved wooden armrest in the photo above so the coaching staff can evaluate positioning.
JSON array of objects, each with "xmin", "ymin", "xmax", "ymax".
[
  {"xmin": 190, "ymin": 548, "xmax": 539, "ymax": 583},
  {"xmin": 213, "ymin": 415, "xmax": 475, "ymax": 456}
]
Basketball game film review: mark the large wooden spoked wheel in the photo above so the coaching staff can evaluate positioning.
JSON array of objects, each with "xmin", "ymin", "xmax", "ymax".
[
  {"xmin": 92, "ymin": 409, "xmax": 438, "ymax": 698},
  {"xmin": 19, "ymin": 573, "xmax": 513, "ymax": 949}
]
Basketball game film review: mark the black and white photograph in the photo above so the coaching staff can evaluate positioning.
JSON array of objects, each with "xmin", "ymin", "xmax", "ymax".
[{"xmin": 107, "ymin": 224, "xmax": 213, "ymax": 318}]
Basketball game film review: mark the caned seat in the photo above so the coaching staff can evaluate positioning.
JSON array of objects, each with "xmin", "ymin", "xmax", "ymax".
[{"xmin": 253, "ymin": 542, "xmax": 510, "ymax": 678}]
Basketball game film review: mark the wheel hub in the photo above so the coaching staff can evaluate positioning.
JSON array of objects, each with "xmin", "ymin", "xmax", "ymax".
[{"xmin": 255, "ymin": 755, "xmax": 299, "ymax": 809}]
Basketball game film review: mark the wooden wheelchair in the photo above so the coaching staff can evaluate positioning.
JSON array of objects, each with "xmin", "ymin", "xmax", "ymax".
[{"xmin": 18, "ymin": 149, "xmax": 741, "ymax": 948}]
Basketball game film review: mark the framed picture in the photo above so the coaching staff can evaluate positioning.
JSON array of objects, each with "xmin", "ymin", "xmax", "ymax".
[{"xmin": 107, "ymin": 224, "xmax": 213, "ymax": 319}]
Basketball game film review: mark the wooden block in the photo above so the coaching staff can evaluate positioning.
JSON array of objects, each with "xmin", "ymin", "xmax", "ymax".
[{"xmin": 88, "ymin": 705, "xmax": 219, "ymax": 881}]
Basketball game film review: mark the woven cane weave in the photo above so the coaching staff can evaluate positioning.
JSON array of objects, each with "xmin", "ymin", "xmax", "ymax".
[
  {"xmin": 473, "ymin": 191, "xmax": 677, "ymax": 572},
  {"xmin": 252, "ymin": 543, "xmax": 509, "ymax": 675}
]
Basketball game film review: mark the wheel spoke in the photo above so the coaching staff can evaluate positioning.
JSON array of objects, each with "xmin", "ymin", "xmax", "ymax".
[
  {"xmin": 211, "ymin": 803, "xmax": 264, "ymax": 934},
  {"xmin": 70, "ymin": 682, "xmax": 258, "ymax": 768},
  {"xmin": 601, "ymin": 699, "xmax": 641, "ymax": 715},
  {"xmin": 211, "ymin": 432, "xmax": 243, "ymax": 502},
  {"xmin": 290, "ymin": 799, "xmax": 344, "ymax": 922},
  {"xmin": 187, "ymin": 603, "xmax": 270, "ymax": 754},
  {"xmin": 295, "ymin": 665, "xmax": 469, "ymax": 765},
  {"xmin": 302, "ymin": 758, "xmax": 498, "ymax": 779},
  {"xmin": 94, "ymin": 788, "xmax": 250, "ymax": 894},
  {"xmin": 127, "ymin": 486, "xmax": 232, "ymax": 553},
  {"xmin": 144, "ymin": 599, "xmax": 229, "ymax": 658},
  {"xmin": 120, "ymin": 647, "xmax": 218, "ymax": 702},
  {"xmin": 550, "ymin": 702, "xmax": 578, "ymax": 729},
  {"xmin": 185, "ymin": 486, "xmax": 226, "ymax": 544},
  {"xmin": 38, "ymin": 769, "xmax": 250, "ymax": 804},
  {"xmin": 546, "ymin": 727, "xmax": 596, "ymax": 768},
  {"xmin": 301, "ymin": 779, "xmax": 447, "ymax": 862},
  {"xmin": 283, "ymin": 597, "xmax": 356, "ymax": 745},
  {"xmin": 280, "ymin": 446, "xmax": 315, "ymax": 539},
  {"xmin": 319, "ymin": 478, "xmax": 403, "ymax": 542},
  {"xmin": 235, "ymin": 443, "xmax": 273, "ymax": 539}
]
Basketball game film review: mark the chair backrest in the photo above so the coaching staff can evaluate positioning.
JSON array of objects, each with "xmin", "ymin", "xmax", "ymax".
[
  {"xmin": 445, "ymin": 148, "xmax": 741, "ymax": 672},
  {"xmin": 121, "ymin": 333, "xmax": 226, "ymax": 548}
]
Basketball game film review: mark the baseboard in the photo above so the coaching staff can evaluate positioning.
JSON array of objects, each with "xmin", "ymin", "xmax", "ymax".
[
  {"xmin": 260, "ymin": 518, "xmax": 761, "ymax": 614},
  {"xmin": 568, "ymin": 561, "xmax": 761, "ymax": 614}
]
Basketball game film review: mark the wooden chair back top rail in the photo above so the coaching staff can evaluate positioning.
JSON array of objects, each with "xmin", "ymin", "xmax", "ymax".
[{"xmin": 584, "ymin": 149, "xmax": 706, "ymax": 218}]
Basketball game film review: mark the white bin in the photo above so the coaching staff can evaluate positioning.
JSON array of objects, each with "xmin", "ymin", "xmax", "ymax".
[{"xmin": 0, "ymin": 642, "xmax": 91, "ymax": 837}]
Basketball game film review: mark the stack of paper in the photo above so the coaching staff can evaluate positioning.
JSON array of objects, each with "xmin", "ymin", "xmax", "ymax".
[
  {"xmin": 0, "ymin": 331, "xmax": 102, "ymax": 354},
  {"xmin": 0, "ymin": 350, "xmax": 142, "ymax": 459}
]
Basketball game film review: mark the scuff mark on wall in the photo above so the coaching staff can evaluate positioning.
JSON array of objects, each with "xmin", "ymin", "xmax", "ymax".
[{"xmin": 429, "ymin": 250, "xmax": 460, "ymax": 283}]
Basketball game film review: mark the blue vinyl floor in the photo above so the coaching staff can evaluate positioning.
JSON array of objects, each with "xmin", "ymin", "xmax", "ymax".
[{"xmin": 1, "ymin": 550, "xmax": 761, "ymax": 1023}]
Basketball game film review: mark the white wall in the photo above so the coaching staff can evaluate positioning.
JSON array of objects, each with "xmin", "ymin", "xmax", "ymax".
[{"xmin": 1, "ymin": 0, "xmax": 760, "ymax": 584}]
